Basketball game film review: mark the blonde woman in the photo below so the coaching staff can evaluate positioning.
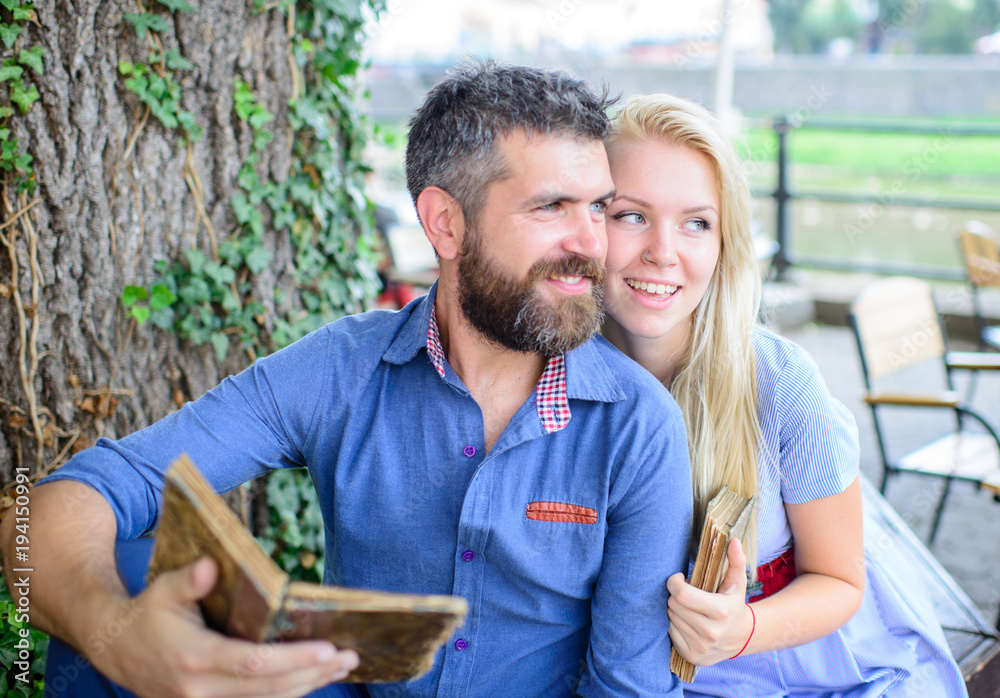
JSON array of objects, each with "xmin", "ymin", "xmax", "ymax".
[{"xmin": 601, "ymin": 93, "xmax": 967, "ymax": 696}]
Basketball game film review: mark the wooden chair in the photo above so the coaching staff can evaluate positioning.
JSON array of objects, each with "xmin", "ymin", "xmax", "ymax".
[
  {"xmin": 847, "ymin": 276, "xmax": 1000, "ymax": 545},
  {"xmin": 958, "ymin": 220, "xmax": 1000, "ymax": 351}
]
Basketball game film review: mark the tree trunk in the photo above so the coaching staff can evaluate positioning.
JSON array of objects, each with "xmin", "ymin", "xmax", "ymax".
[{"xmin": 0, "ymin": 0, "xmax": 339, "ymax": 488}]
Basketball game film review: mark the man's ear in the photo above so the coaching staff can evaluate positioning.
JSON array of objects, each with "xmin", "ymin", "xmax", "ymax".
[{"xmin": 416, "ymin": 186, "xmax": 465, "ymax": 261}]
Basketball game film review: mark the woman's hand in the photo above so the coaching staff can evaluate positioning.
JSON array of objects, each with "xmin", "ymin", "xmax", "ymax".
[{"xmin": 666, "ymin": 537, "xmax": 754, "ymax": 666}]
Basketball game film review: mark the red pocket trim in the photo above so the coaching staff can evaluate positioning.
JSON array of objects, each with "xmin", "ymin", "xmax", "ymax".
[{"xmin": 526, "ymin": 501, "xmax": 598, "ymax": 524}]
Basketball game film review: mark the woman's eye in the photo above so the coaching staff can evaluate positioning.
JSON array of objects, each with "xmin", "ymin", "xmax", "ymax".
[
  {"xmin": 683, "ymin": 218, "xmax": 710, "ymax": 232},
  {"xmin": 612, "ymin": 211, "xmax": 645, "ymax": 225}
]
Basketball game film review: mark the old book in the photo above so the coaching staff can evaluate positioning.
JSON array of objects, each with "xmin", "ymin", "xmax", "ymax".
[
  {"xmin": 146, "ymin": 454, "xmax": 468, "ymax": 683},
  {"xmin": 669, "ymin": 485, "xmax": 755, "ymax": 683}
]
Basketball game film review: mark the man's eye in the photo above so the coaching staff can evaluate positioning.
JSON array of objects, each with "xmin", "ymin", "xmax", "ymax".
[
  {"xmin": 590, "ymin": 201, "xmax": 607, "ymax": 214},
  {"xmin": 538, "ymin": 203, "xmax": 558, "ymax": 211}
]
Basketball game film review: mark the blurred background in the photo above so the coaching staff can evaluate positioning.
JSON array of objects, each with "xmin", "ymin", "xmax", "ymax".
[{"xmin": 358, "ymin": 0, "xmax": 1000, "ymax": 284}]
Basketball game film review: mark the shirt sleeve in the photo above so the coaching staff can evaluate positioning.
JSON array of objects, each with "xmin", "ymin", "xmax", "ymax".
[
  {"xmin": 576, "ymin": 406, "xmax": 691, "ymax": 697},
  {"xmin": 38, "ymin": 326, "xmax": 334, "ymax": 539},
  {"xmin": 775, "ymin": 345, "xmax": 860, "ymax": 505}
]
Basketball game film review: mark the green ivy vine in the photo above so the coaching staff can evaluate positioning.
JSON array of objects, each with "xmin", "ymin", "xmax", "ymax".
[
  {"xmin": 123, "ymin": 0, "xmax": 385, "ymax": 367},
  {"xmin": 118, "ymin": 0, "xmax": 388, "ymax": 583},
  {"xmin": 0, "ymin": 0, "xmax": 40, "ymax": 194},
  {"xmin": 0, "ymin": 581, "xmax": 47, "ymax": 698}
]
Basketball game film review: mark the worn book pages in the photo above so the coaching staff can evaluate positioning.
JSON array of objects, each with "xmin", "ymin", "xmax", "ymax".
[
  {"xmin": 147, "ymin": 454, "xmax": 468, "ymax": 683},
  {"xmin": 669, "ymin": 485, "xmax": 755, "ymax": 683}
]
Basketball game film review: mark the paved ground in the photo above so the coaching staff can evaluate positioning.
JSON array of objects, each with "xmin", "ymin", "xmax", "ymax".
[{"xmin": 780, "ymin": 321, "xmax": 1000, "ymax": 627}]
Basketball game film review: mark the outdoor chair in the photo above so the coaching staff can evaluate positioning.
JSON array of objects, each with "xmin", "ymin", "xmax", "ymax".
[
  {"xmin": 958, "ymin": 220, "xmax": 1000, "ymax": 351},
  {"xmin": 848, "ymin": 276, "xmax": 1000, "ymax": 545}
]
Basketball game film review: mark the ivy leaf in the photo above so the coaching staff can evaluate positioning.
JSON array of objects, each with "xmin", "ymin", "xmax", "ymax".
[
  {"xmin": 245, "ymin": 246, "xmax": 271, "ymax": 274},
  {"xmin": 125, "ymin": 75, "xmax": 149, "ymax": 99},
  {"xmin": 0, "ymin": 128, "xmax": 10, "ymax": 140},
  {"xmin": 128, "ymin": 305, "xmax": 151, "ymax": 324},
  {"xmin": 12, "ymin": 6, "xmax": 33, "ymax": 21},
  {"xmin": 209, "ymin": 332, "xmax": 229, "ymax": 361},
  {"xmin": 14, "ymin": 151, "xmax": 32, "ymax": 170},
  {"xmin": 231, "ymin": 193, "xmax": 255, "ymax": 224},
  {"xmin": 150, "ymin": 306, "xmax": 175, "ymax": 330},
  {"xmin": 0, "ymin": 23, "xmax": 24, "ymax": 48},
  {"xmin": 149, "ymin": 284, "xmax": 177, "ymax": 309},
  {"xmin": 163, "ymin": 49, "xmax": 193, "ymax": 71},
  {"xmin": 184, "ymin": 248, "xmax": 206, "ymax": 276},
  {"xmin": 176, "ymin": 110, "xmax": 197, "ymax": 132},
  {"xmin": 121, "ymin": 285, "xmax": 148, "ymax": 307},
  {"xmin": 124, "ymin": 13, "xmax": 170, "ymax": 35},
  {"xmin": 0, "ymin": 0, "xmax": 19, "ymax": 11},
  {"xmin": 10, "ymin": 81, "xmax": 39, "ymax": 113},
  {"xmin": 0, "ymin": 106, "xmax": 13, "ymax": 119},
  {"xmin": 18, "ymin": 45, "xmax": 44, "ymax": 75},
  {"xmin": 156, "ymin": 0, "xmax": 197, "ymax": 12},
  {"xmin": 0, "ymin": 62, "xmax": 23, "ymax": 83},
  {"xmin": 248, "ymin": 108, "xmax": 273, "ymax": 130}
]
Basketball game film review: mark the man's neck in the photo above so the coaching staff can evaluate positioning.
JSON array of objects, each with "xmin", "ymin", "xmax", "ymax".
[{"xmin": 434, "ymin": 288, "xmax": 548, "ymax": 454}]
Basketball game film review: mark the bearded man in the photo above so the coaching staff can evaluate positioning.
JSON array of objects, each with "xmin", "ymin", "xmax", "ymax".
[{"xmin": 3, "ymin": 62, "xmax": 692, "ymax": 698}]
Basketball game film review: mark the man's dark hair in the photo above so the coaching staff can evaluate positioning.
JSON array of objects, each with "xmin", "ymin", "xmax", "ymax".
[{"xmin": 405, "ymin": 60, "xmax": 615, "ymax": 227}]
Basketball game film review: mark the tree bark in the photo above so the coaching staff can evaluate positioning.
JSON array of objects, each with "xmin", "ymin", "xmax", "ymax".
[{"xmin": 0, "ymin": 0, "xmax": 305, "ymax": 485}]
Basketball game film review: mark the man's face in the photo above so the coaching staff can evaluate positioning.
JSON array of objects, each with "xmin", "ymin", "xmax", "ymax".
[{"xmin": 457, "ymin": 132, "xmax": 614, "ymax": 356}]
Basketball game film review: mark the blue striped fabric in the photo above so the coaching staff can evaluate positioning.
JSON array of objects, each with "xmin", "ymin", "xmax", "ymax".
[{"xmin": 682, "ymin": 328, "xmax": 968, "ymax": 698}]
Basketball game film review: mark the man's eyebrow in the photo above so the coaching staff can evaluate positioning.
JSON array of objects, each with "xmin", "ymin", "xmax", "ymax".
[{"xmin": 524, "ymin": 189, "xmax": 617, "ymax": 208}]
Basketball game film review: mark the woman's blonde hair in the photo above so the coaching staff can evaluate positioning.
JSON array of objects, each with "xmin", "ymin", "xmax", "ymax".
[{"xmin": 607, "ymin": 94, "xmax": 764, "ymax": 568}]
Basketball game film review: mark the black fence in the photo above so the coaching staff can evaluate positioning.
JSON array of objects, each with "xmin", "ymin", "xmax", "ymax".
[{"xmin": 754, "ymin": 116, "xmax": 1000, "ymax": 282}]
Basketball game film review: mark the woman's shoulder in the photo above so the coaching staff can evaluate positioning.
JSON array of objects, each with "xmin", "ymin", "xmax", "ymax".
[{"xmin": 752, "ymin": 326, "xmax": 824, "ymax": 389}]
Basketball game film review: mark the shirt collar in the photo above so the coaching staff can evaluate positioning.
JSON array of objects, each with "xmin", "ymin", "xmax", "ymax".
[
  {"xmin": 382, "ymin": 282, "xmax": 625, "ymax": 432},
  {"xmin": 427, "ymin": 306, "xmax": 570, "ymax": 433}
]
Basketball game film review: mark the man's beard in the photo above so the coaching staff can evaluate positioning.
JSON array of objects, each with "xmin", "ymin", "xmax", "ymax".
[{"xmin": 457, "ymin": 229, "xmax": 607, "ymax": 357}]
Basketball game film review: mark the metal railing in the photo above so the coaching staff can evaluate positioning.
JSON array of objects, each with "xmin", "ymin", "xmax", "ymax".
[{"xmin": 755, "ymin": 116, "xmax": 1000, "ymax": 282}]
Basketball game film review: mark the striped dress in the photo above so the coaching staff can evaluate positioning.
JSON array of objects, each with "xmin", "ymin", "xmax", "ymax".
[{"xmin": 681, "ymin": 328, "xmax": 968, "ymax": 698}]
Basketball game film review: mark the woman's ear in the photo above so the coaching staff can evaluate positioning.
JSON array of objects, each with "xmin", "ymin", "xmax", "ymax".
[{"xmin": 416, "ymin": 186, "xmax": 465, "ymax": 261}]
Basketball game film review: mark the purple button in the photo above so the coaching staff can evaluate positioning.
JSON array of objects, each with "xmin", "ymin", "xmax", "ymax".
[
  {"xmin": 463, "ymin": 445, "xmax": 476, "ymax": 458},
  {"xmin": 461, "ymin": 550, "xmax": 475, "ymax": 562},
  {"xmin": 455, "ymin": 638, "xmax": 468, "ymax": 652}
]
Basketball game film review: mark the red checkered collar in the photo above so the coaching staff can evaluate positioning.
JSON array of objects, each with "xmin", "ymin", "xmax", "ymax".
[{"xmin": 427, "ymin": 307, "xmax": 570, "ymax": 434}]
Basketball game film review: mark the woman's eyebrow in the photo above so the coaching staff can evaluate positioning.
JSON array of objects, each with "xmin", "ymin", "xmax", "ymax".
[
  {"xmin": 681, "ymin": 205, "xmax": 718, "ymax": 215},
  {"xmin": 611, "ymin": 194, "xmax": 653, "ymax": 207}
]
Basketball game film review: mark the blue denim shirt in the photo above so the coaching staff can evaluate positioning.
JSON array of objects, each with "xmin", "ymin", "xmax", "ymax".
[{"xmin": 46, "ymin": 285, "xmax": 692, "ymax": 697}]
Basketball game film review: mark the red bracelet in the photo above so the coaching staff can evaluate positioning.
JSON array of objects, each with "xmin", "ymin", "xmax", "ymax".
[{"xmin": 730, "ymin": 602, "xmax": 755, "ymax": 659}]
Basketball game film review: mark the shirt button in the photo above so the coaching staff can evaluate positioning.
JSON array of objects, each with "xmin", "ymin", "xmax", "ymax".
[
  {"xmin": 455, "ymin": 638, "xmax": 468, "ymax": 652},
  {"xmin": 463, "ymin": 445, "xmax": 476, "ymax": 457},
  {"xmin": 461, "ymin": 550, "xmax": 475, "ymax": 562}
]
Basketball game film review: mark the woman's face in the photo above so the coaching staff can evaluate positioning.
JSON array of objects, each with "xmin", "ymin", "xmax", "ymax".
[{"xmin": 603, "ymin": 139, "xmax": 722, "ymax": 346}]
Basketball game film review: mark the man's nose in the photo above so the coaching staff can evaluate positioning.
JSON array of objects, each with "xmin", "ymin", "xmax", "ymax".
[{"xmin": 562, "ymin": 207, "xmax": 607, "ymax": 261}]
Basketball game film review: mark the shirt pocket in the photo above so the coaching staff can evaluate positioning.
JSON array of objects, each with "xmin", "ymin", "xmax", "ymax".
[{"xmin": 526, "ymin": 500, "xmax": 598, "ymax": 524}]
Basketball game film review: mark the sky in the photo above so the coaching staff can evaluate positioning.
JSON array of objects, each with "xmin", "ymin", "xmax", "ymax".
[{"xmin": 363, "ymin": 0, "xmax": 774, "ymax": 62}]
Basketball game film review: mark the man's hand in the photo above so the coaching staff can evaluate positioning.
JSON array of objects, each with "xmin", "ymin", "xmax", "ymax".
[
  {"xmin": 93, "ymin": 556, "xmax": 359, "ymax": 698},
  {"xmin": 665, "ymin": 538, "xmax": 753, "ymax": 666}
]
